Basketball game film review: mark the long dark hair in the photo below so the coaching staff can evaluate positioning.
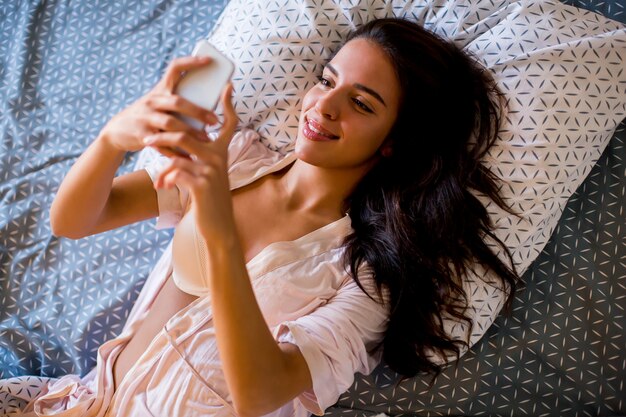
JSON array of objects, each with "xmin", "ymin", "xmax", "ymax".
[{"xmin": 339, "ymin": 18, "xmax": 521, "ymax": 383}]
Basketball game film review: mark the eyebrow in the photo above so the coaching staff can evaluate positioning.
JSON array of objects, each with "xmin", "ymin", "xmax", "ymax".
[{"xmin": 326, "ymin": 64, "xmax": 387, "ymax": 108}]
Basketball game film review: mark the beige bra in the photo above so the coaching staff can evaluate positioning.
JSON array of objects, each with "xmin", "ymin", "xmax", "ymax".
[
  {"xmin": 171, "ymin": 152, "xmax": 298, "ymax": 297},
  {"xmin": 171, "ymin": 207, "xmax": 211, "ymax": 297}
]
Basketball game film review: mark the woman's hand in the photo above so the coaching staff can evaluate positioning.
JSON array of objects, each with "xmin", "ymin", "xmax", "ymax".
[
  {"xmin": 145, "ymin": 83, "xmax": 239, "ymax": 241},
  {"xmin": 99, "ymin": 56, "xmax": 220, "ymax": 154}
]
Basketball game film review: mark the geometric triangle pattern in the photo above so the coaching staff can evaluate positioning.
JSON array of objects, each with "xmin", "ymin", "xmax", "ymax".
[
  {"xmin": 194, "ymin": 0, "xmax": 626, "ymax": 363},
  {"xmin": 467, "ymin": 3, "xmax": 626, "ymax": 275},
  {"xmin": 0, "ymin": 0, "xmax": 228, "ymax": 388},
  {"xmin": 0, "ymin": 0, "xmax": 624, "ymax": 417}
]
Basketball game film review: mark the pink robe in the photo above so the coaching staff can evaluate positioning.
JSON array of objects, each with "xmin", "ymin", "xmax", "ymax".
[{"xmin": 2, "ymin": 129, "xmax": 392, "ymax": 417}]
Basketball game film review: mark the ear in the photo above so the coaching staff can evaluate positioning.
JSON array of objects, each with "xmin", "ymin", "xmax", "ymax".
[
  {"xmin": 378, "ymin": 133, "xmax": 395, "ymax": 157},
  {"xmin": 380, "ymin": 144, "xmax": 393, "ymax": 157}
]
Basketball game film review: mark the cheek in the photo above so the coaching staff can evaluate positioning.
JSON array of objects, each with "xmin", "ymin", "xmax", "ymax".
[
  {"xmin": 355, "ymin": 122, "xmax": 391, "ymax": 150},
  {"xmin": 301, "ymin": 89, "xmax": 318, "ymax": 113},
  {"xmin": 343, "ymin": 123, "xmax": 393, "ymax": 162},
  {"xmin": 369, "ymin": 115, "xmax": 397, "ymax": 147}
]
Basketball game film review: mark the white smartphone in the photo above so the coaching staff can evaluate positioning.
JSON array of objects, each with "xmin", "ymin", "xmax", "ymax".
[{"xmin": 174, "ymin": 39, "xmax": 235, "ymax": 131}]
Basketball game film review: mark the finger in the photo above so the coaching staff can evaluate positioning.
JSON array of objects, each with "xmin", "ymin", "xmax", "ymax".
[
  {"xmin": 162, "ymin": 169, "xmax": 203, "ymax": 193},
  {"xmin": 146, "ymin": 94, "xmax": 219, "ymax": 125},
  {"xmin": 151, "ymin": 145, "xmax": 190, "ymax": 159},
  {"xmin": 157, "ymin": 56, "xmax": 213, "ymax": 93},
  {"xmin": 157, "ymin": 161, "xmax": 186, "ymax": 189},
  {"xmin": 144, "ymin": 116, "xmax": 210, "ymax": 144},
  {"xmin": 159, "ymin": 162, "xmax": 209, "ymax": 191},
  {"xmin": 144, "ymin": 131, "xmax": 213, "ymax": 160},
  {"xmin": 214, "ymin": 82, "xmax": 238, "ymax": 154},
  {"xmin": 160, "ymin": 169, "xmax": 188, "ymax": 190},
  {"xmin": 154, "ymin": 156, "xmax": 201, "ymax": 189}
]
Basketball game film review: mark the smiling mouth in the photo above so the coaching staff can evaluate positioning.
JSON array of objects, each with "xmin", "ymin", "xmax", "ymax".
[{"xmin": 304, "ymin": 117, "xmax": 339, "ymax": 140}]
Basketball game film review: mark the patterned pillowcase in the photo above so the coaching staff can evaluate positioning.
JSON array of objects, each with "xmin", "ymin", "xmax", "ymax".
[
  {"xmin": 202, "ymin": 0, "xmax": 626, "ymax": 278},
  {"xmin": 135, "ymin": 0, "xmax": 625, "ymax": 350}
]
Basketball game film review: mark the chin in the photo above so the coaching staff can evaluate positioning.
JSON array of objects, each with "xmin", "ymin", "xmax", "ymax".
[
  {"xmin": 293, "ymin": 136, "xmax": 317, "ymax": 163},
  {"xmin": 293, "ymin": 139, "xmax": 327, "ymax": 167}
]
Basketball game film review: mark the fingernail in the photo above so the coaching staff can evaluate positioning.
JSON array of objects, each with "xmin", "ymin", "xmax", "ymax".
[{"xmin": 143, "ymin": 135, "xmax": 156, "ymax": 144}]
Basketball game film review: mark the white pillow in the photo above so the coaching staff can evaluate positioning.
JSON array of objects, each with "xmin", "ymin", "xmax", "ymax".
[
  {"xmin": 204, "ymin": 0, "xmax": 626, "ymax": 278},
  {"xmin": 136, "ymin": 0, "xmax": 625, "ymax": 352}
]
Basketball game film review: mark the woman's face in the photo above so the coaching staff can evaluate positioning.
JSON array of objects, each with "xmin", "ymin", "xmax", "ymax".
[{"xmin": 295, "ymin": 38, "xmax": 401, "ymax": 170}]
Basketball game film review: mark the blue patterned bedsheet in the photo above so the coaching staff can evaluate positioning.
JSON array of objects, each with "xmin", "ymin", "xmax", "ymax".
[
  {"xmin": 0, "ymin": 0, "xmax": 228, "ymax": 379},
  {"xmin": 0, "ymin": 1, "xmax": 624, "ymax": 416}
]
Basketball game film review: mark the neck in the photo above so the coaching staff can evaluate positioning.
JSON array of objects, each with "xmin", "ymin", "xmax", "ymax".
[{"xmin": 274, "ymin": 159, "xmax": 370, "ymax": 220}]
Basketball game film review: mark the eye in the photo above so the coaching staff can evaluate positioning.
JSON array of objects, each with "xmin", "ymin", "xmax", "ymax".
[
  {"xmin": 316, "ymin": 75, "xmax": 374, "ymax": 114},
  {"xmin": 317, "ymin": 76, "xmax": 331, "ymax": 87},
  {"xmin": 353, "ymin": 98, "xmax": 372, "ymax": 113}
]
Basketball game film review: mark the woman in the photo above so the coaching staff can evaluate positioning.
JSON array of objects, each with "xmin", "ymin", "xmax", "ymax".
[{"xmin": 12, "ymin": 17, "xmax": 518, "ymax": 417}]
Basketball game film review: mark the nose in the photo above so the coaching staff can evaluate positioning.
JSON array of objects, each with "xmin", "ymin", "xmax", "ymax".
[{"xmin": 315, "ymin": 90, "xmax": 339, "ymax": 120}]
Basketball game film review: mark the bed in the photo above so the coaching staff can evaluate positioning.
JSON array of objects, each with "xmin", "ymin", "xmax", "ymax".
[{"xmin": 0, "ymin": 0, "xmax": 624, "ymax": 416}]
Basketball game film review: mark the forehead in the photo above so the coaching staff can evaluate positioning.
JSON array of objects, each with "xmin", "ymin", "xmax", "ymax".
[{"xmin": 327, "ymin": 38, "xmax": 400, "ymax": 108}]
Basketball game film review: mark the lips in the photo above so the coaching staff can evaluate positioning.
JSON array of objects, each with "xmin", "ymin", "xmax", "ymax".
[{"xmin": 305, "ymin": 117, "xmax": 339, "ymax": 139}]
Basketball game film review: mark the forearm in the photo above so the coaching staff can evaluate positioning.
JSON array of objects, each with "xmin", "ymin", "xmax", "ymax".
[
  {"xmin": 49, "ymin": 132, "xmax": 127, "ymax": 238},
  {"xmin": 207, "ymin": 239, "xmax": 295, "ymax": 416}
]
